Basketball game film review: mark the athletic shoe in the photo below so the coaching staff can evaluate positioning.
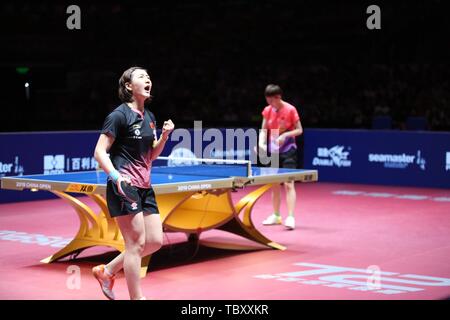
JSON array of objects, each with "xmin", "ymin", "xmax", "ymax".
[
  {"xmin": 92, "ymin": 264, "xmax": 115, "ymax": 300},
  {"xmin": 284, "ymin": 216, "xmax": 295, "ymax": 230},
  {"xmin": 262, "ymin": 214, "xmax": 282, "ymax": 225}
]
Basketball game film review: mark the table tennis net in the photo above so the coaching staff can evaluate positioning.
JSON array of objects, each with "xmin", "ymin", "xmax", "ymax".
[{"xmin": 152, "ymin": 157, "xmax": 251, "ymax": 178}]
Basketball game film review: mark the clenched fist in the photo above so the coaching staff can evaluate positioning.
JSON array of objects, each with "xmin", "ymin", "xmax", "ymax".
[{"xmin": 162, "ymin": 119, "xmax": 175, "ymax": 138}]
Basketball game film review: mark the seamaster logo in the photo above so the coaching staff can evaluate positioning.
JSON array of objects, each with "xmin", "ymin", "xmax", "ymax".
[
  {"xmin": 368, "ymin": 150, "xmax": 426, "ymax": 170},
  {"xmin": 0, "ymin": 156, "xmax": 24, "ymax": 176},
  {"xmin": 312, "ymin": 145, "xmax": 352, "ymax": 167}
]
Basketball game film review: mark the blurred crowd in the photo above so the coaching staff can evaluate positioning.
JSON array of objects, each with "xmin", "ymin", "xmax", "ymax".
[{"xmin": 2, "ymin": 0, "xmax": 449, "ymax": 131}]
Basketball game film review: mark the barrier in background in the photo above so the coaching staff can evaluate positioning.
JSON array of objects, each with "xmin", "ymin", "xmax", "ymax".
[
  {"xmin": 303, "ymin": 129, "xmax": 450, "ymax": 188},
  {"xmin": 0, "ymin": 131, "xmax": 100, "ymax": 203},
  {"xmin": 0, "ymin": 128, "xmax": 252, "ymax": 203},
  {"xmin": 1, "ymin": 129, "xmax": 449, "ymax": 203}
]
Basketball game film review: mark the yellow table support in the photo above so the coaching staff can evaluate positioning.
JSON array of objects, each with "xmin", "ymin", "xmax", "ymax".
[{"xmin": 42, "ymin": 184, "xmax": 284, "ymax": 277}]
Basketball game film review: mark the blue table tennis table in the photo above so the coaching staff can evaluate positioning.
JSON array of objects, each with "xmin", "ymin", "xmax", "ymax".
[{"xmin": 1, "ymin": 164, "xmax": 318, "ymax": 276}]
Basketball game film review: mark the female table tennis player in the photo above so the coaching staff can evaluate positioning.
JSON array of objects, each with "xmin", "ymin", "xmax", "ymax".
[{"xmin": 93, "ymin": 66, "xmax": 174, "ymax": 300}]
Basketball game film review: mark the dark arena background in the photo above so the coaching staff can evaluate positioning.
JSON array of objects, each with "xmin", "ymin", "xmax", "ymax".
[{"xmin": 0, "ymin": 0, "xmax": 449, "ymax": 309}]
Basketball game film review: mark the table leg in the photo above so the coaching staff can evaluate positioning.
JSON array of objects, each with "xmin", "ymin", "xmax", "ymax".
[
  {"xmin": 40, "ymin": 191, "xmax": 125, "ymax": 263},
  {"xmin": 40, "ymin": 185, "xmax": 285, "ymax": 276},
  {"xmin": 200, "ymin": 184, "xmax": 286, "ymax": 250}
]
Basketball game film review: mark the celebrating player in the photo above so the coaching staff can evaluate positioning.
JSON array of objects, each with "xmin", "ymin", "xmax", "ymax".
[{"xmin": 93, "ymin": 66, "xmax": 174, "ymax": 300}]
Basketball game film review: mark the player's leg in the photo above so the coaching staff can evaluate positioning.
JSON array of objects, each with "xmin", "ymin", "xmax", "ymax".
[
  {"xmin": 97, "ymin": 181, "xmax": 139, "ymax": 279},
  {"xmin": 284, "ymin": 181, "xmax": 296, "ymax": 230},
  {"xmin": 99, "ymin": 215, "xmax": 161, "ymax": 302},
  {"xmin": 142, "ymin": 213, "xmax": 163, "ymax": 256},
  {"xmin": 115, "ymin": 212, "xmax": 146, "ymax": 300},
  {"xmin": 105, "ymin": 214, "xmax": 162, "ymax": 270},
  {"xmin": 281, "ymin": 148, "xmax": 298, "ymax": 230},
  {"xmin": 93, "ymin": 180, "xmax": 140, "ymax": 300},
  {"xmin": 263, "ymin": 183, "xmax": 282, "ymax": 225},
  {"xmin": 92, "ymin": 212, "xmax": 145, "ymax": 300},
  {"xmin": 104, "ymin": 230, "xmax": 147, "ymax": 276},
  {"xmin": 141, "ymin": 187, "xmax": 163, "ymax": 256},
  {"xmin": 106, "ymin": 187, "xmax": 162, "ymax": 270},
  {"xmin": 272, "ymin": 183, "xmax": 281, "ymax": 214},
  {"xmin": 105, "ymin": 250, "xmax": 124, "ymax": 276}
]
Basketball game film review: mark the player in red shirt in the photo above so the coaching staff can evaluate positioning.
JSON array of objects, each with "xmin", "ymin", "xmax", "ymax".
[{"xmin": 259, "ymin": 84, "xmax": 303, "ymax": 229}]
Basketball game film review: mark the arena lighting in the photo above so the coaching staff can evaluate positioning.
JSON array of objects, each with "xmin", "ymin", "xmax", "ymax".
[{"xmin": 16, "ymin": 66, "xmax": 30, "ymax": 75}]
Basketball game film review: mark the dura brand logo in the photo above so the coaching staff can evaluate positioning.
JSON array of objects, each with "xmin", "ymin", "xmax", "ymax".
[
  {"xmin": 44, "ymin": 155, "xmax": 65, "ymax": 174},
  {"xmin": 312, "ymin": 146, "xmax": 352, "ymax": 168},
  {"xmin": 368, "ymin": 150, "xmax": 426, "ymax": 170},
  {"xmin": 254, "ymin": 263, "xmax": 450, "ymax": 295},
  {"xmin": 446, "ymin": 152, "xmax": 450, "ymax": 171}
]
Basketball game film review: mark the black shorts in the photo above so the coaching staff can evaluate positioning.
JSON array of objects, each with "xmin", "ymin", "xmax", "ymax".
[
  {"xmin": 106, "ymin": 179, "xmax": 159, "ymax": 218},
  {"xmin": 278, "ymin": 148, "xmax": 298, "ymax": 169}
]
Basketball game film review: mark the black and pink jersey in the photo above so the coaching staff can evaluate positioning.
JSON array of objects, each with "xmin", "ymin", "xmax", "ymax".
[{"xmin": 101, "ymin": 103, "xmax": 157, "ymax": 188}]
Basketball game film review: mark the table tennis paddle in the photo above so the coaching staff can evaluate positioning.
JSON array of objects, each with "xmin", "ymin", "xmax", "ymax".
[
  {"xmin": 269, "ymin": 139, "xmax": 280, "ymax": 153},
  {"xmin": 119, "ymin": 181, "xmax": 139, "ymax": 202}
]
